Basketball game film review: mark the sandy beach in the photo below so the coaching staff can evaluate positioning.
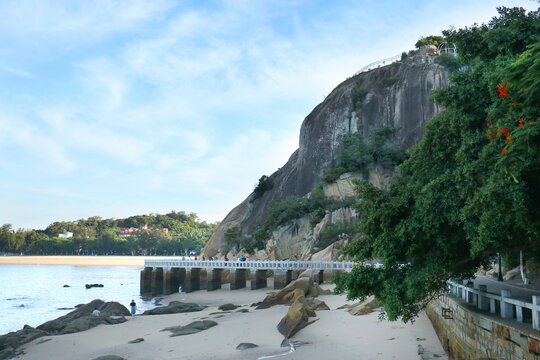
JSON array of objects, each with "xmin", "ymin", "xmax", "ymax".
[
  {"xmin": 0, "ymin": 256, "xmax": 188, "ymax": 267},
  {"xmin": 13, "ymin": 282, "xmax": 447, "ymax": 360}
]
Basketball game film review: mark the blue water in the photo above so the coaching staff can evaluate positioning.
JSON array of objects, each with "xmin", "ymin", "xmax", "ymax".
[{"xmin": 0, "ymin": 265, "xmax": 157, "ymax": 335}]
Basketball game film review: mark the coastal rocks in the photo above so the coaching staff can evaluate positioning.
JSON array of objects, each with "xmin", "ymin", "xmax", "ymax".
[
  {"xmin": 306, "ymin": 298, "xmax": 330, "ymax": 311},
  {"xmin": 277, "ymin": 295, "xmax": 317, "ymax": 338},
  {"xmin": 236, "ymin": 343, "xmax": 259, "ymax": 350},
  {"xmin": 85, "ymin": 284, "xmax": 104, "ymax": 289},
  {"xmin": 256, "ymin": 277, "xmax": 311, "ymax": 309},
  {"xmin": 347, "ymin": 296, "xmax": 380, "ymax": 316},
  {"xmin": 218, "ymin": 303, "xmax": 238, "ymax": 311},
  {"xmin": 63, "ymin": 284, "xmax": 70, "ymax": 287},
  {"xmin": 128, "ymin": 338, "xmax": 144, "ymax": 344},
  {"xmin": 0, "ymin": 325, "xmax": 48, "ymax": 360},
  {"xmin": 37, "ymin": 299, "xmax": 129, "ymax": 334},
  {"xmin": 161, "ymin": 320, "xmax": 217, "ymax": 337},
  {"xmin": 142, "ymin": 301, "xmax": 206, "ymax": 315}
]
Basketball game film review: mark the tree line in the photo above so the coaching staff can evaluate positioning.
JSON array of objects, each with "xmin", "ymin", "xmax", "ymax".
[{"xmin": 0, "ymin": 211, "xmax": 219, "ymax": 256}]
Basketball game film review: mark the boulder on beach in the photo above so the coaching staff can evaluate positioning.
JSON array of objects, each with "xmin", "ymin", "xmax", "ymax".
[
  {"xmin": 256, "ymin": 277, "xmax": 311, "ymax": 309},
  {"xmin": 161, "ymin": 320, "xmax": 217, "ymax": 337},
  {"xmin": 347, "ymin": 296, "xmax": 380, "ymax": 316},
  {"xmin": 218, "ymin": 303, "xmax": 238, "ymax": 311},
  {"xmin": 306, "ymin": 298, "xmax": 330, "ymax": 311},
  {"xmin": 37, "ymin": 299, "xmax": 130, "ymax": 334},
  {"xmin": 236, "ymin": 342, "xmax": 259, "ymax": 350},
  {"xmin": 128, "ymin": 338, "xmax": 144, "ymax": 344},
  {"xmin": 143, "ymin": 301, "xmax": 206, "ymax": 315},
  {"xmin": 277, "ymin": 295, "xmax": 317, "ymax": 338},
  {"xmin": 0, "ymin": 325, "xmax": 49, "ymax": 360}
]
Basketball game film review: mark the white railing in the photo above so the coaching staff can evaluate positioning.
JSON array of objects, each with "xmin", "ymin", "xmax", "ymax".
[
  {"xmin": 144, "ymin": 259, "xmax": 355, "ymax": 271},
  {"xmin": 448, "ymin": 280, "xmax": 540, "ymax": 331},
  {"xmin": 354, "ymin": 54, "xmax": 402, "ymax": 76}
]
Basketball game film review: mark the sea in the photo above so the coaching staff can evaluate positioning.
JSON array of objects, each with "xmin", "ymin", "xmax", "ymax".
[{"xmin": 0, "ymin": 264, "xmax": 158, "ymax": 335}]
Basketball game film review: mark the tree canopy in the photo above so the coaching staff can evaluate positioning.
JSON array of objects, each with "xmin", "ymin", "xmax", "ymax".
[
  {"xmin": 0, "ymin": 211, "xmax": 218, "ymax": 256},
  {"xmin": 334, "ymin": 7, "xmax": 540, "ymax": 322}
]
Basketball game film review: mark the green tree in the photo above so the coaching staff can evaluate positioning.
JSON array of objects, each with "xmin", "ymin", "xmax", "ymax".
[
  {"xmin": 335, "ymin": 7, "xmax": 540, "ymax": 322},
  {"xmin": 415, "ymin": 35, "xmax": 445, "ymax": 48}
]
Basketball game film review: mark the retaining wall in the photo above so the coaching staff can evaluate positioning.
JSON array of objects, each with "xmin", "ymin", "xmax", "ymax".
[{"xmin": 427, "ymin": 295, "xmax": 540, "ymax": 359}]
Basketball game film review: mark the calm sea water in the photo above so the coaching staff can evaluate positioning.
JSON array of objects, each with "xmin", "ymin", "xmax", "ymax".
[{"xmin": 0, "ymin": 265, "xmax": 158, "ymax": 335}]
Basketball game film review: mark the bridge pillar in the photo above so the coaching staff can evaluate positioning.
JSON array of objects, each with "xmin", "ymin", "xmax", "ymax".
[
  {"xmin": 151, "ymin": 267, "xmax": 164, "ymax": 295},
  {"xmin": 230, "ymin": 269, "xmax": 247, "ymax": 290},
  {"xmin": 163, "ymin": 268, "xmax": 183, "ymax": 295},
  {"xmin": 184, "ymin": 268, "xmax": 201, "ymax": 293},
  {"xmin": 140, "ymin": 267, "xmax": 153, "ymax": 294},
  {"xmin": 207, "ymin": 268, "xmax": 222, "ymax": 291},
  {"xmin": 251, "ymin": 270, "xmax": 267, "ymax": 290},
  {"xmin": 316, "ymin": 270, "xmax": 324, "ymax": 284},
  {"xmin": 199, "ymin": 269, "xmax": 208, "ymax": 290},
  {"xmin": 274, "ymin": 270, "xmax": 292, "ymax": 290}
]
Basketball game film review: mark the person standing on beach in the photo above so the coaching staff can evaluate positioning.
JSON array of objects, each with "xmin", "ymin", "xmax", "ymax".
[{"xmin": 130, "ymin": 299, "xmax": 137, "ymax": 319}]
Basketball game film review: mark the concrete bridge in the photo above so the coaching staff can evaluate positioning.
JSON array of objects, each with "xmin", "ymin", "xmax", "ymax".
[{"xmin": 140, "ymin": 259, "xmax": 354, "ymax": 295}]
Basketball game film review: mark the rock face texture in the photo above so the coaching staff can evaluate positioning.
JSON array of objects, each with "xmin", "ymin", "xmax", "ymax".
[{"xmin": 203, "ymin": 52, "xmax": 449, "ymax": 258}]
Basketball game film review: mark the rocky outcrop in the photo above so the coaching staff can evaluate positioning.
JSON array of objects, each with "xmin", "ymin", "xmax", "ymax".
[
  {"xmin": 142, "ymin": 301, "xmax": 206, "ymax": 315},
  {"xmin": 347, "ymin": 296, "xmax": 380, "ymax": 316},
  {"xmin": 0, "ymin": 325, "xmax": 48, "ymax": 360},
  {"xmin": 277, "ymin": 295, "xmax": 317, "ymax": 338},
  {"xmin": 203, "ymin": 50, "xmax": 449, "ymax": 258},
  {"xmin": 37, "ymin": 299, "xmax": 129, "ymax": 335},
  {"xmin": 161, "ymin": 320, "xmax": 217, "ymax": 337}
]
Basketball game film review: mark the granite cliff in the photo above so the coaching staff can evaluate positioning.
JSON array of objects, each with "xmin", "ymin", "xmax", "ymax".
[{"xmin": 202, "ymin": 47, "xmax": 450, "ymax": 260}]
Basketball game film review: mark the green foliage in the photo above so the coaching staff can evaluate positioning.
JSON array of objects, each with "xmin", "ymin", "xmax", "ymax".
[
  {"xmin": 415, "ymin": 35, "xmax": 445, "ymax": 48},
  {"xmin": 0, "ymin": 211, "xmax": 218, "ymax": 256},
  {"xmin": 322, "ymin": 128, "xmax": 407, "ymax": 183},
  {"xmin": 382, "ymin": 76, "xmax": 399, "ymax": 87},
  {"xmin": 401, "ymin": 52, "xmax": 408, "ymax": 60},
  {"xmin": 252, "ymin": 175, "xmax": 274, "ymax": 200},
  {"xmin": 334, "ymin": 7, "xmax": 540, "ymax": 323},
  {"xmin": 317, "ymin": 221, "xmax": 359, "ymax": 249},
  {"xmin": 351, "ymin": 85, "xmax": 368, "ymax": 113},
  {"xmin": 434, "ymin": 53, "xmax": 462, "ymax": 72},
  {"xmin": 248, "ymin": 186, "xmax": 358, "ymax": 247}
]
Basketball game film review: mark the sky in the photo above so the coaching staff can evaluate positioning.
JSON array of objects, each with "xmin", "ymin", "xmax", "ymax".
[{"xmin": 0, "ymin": 0, "xmax": 537, "ymax": 230}]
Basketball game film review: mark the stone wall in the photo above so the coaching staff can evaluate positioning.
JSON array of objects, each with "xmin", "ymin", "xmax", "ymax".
[{"xmin": 427, "ymin": 294, "xmax": 540, "ymax": 359}]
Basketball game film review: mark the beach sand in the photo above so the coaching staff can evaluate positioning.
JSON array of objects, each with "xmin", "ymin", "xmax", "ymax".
[
  {"xmin": 0, "ymin": 256, "xmax": 187, "ymax": 267},
  {"xmin": 14, "ymin": 282, "xmax": 447, "ymax": 360}
]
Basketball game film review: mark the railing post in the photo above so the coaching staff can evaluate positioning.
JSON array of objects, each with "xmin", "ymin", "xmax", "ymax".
[
  {"xmin": 478, "ymin": 285, "xmax": 489, "ymax": 311},
  {"xmin": 533, "ymin": 296, "xmax": 540, "ymax": 330},
  {"xmin": 500, "ymin": 290, "xmax": 513, "ymax": 319}
]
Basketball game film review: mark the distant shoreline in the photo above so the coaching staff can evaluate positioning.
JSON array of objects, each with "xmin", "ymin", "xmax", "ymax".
[{"xmin": 0, "ymin": 255, "xmax": 190, "ymax": 267}]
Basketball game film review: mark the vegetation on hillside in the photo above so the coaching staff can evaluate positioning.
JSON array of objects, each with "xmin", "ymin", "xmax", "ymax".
[
  {"xmin": 415, "ymin": 35, "xmax": 445, "ymax": 48},
  {"xmin": 0, "ymin": 211, "xmax": 218, "ymax": 256},
  {"xmin": 252, "ymin": 175, "xmax": 274, "ymax": 201},
  {"xmin": 322, "ymin": 127, "xmax": 407, "ymax": 183},
  {"xmin": 334, "ymin": 7, "xmax": 540, "ymax": 322}
]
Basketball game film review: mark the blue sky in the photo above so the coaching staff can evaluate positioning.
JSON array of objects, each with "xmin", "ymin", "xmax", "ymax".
[{"xmin": 1, "ymin": 0, "xmax": 537, "ymax": 230}]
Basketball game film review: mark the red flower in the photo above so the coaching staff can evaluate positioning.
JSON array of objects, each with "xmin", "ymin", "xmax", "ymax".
[
  {"xmin": 513, "ymin": 101, "xmax": 518, "ymax": 107},
  {"xmin": 507, "ymin": 138, "xmax": 511, "ymax": 144},
  {"xmin": 486, "ymin": 136, "xmax": 491, "ymax": 141},
  {"xmin": 517, "ymin": 56, "xmax": 520, "ymax": 59},
  {"xmin": 505, "ymin": 127, "xmax": 509, "ymax": 131},
  {"xmin": 498, "ymin": 82, "xmax": 510, "ymax": 100},
  {"xmin": 529, "ymin": 120, "xmax": 533, "ymax": 125},
  {"xmin": 519, "ymin": 118, "xmax": 524, "ymax": 126},
  {"xmin": 501, "ymin": 149, "xmax": 508, "ymax": 155},
  {"xmin": 500, "ymin": 128, "xmax": 504, "ymax": 133},
  {"xmin": 505, "ymin": 132, "xmax": 510, "ymax": 137}
]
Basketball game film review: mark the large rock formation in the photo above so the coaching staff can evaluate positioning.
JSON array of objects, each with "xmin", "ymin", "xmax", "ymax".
[{"xmin": 203, "ymin": 49, "xmax": 449, "ymax": 258}]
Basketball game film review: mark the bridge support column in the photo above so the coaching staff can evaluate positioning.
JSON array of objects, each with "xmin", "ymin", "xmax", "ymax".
[
  {"xmin": 207, "ymin": 269, "xmax": 222, "ymax": 291},
  {"xmin": 274, "ymin": 270, "xmax": 292, "ymax": 290},
  {"xmin": 251, "ymin": 270, "xmax": 267, "ymax": 290},
  {"xmin": 230, "ymin": 269, "xmax": 247, "ymax": 290},
  {"xmin": 151, "ymin": 267, "xmax": 164, "ymax": 295},
  {"xmin": 199, "ymin": 269, "xmax": 208, "ymax": 290},
  {"xmin": 184, "ymin": 268, "xmax": 201, "ymax": 293},
  {"xmin": 140, "ymin": 267, "xmax": 152, "ymax": 294},
  {"xmin": 163, "ymin": 268, "xmax": 183, "ymax": 295},
  {"xmin": 316, "ymin": 270, "xmax": 324, "ymax": 284}
]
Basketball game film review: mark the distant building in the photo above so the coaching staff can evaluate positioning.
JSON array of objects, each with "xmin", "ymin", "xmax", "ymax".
[{"xmin": 58, "ymin": 231, "xmax": 73, "ymax": 238}]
